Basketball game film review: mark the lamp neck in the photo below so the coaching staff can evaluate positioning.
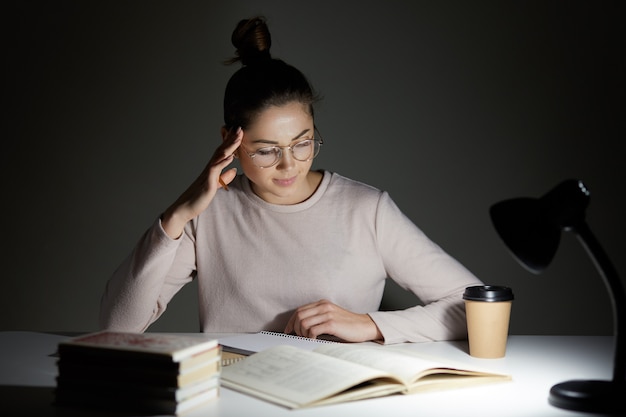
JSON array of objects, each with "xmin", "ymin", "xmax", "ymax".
[{"xmin": 574, "ymin": 222, "xmax": 626, "ymax": 383}]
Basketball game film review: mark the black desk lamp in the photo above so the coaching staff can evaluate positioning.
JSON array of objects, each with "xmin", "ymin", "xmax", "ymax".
[{"xmin": 490, "ymin": 179, "xmax": 626, "ymax": 414}]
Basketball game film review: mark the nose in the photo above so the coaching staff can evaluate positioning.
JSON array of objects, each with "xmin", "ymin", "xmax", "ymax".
[{"xmin": 275, "ymin": 148, "xmax": 296, "ymax": 170}]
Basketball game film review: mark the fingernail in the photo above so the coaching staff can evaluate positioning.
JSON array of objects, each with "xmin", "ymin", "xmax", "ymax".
[{"xmin": 219, "ymin": 177, "xmax": 229, "ymax": 191}]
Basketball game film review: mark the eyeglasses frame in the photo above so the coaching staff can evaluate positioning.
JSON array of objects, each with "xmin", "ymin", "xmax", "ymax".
[{"xmin": 241, "ymin": 126, "xmax": 323, "ymax": 168}]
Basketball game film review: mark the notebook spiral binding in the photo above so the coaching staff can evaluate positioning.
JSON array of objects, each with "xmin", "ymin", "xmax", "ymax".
[{"xmin": 258, "ymin": 331, "xmax": 339, "ymax": 344}]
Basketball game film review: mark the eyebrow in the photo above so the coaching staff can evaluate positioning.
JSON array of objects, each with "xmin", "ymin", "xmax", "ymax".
[{"xmin": 248, "ymin": 128, "xmax": 312, "ymax": 145}]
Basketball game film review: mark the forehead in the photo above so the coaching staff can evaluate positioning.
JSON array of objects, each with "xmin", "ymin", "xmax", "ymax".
[{"xmin": 245, "ymin": 102, "xmax": 313, "ymax": 141}]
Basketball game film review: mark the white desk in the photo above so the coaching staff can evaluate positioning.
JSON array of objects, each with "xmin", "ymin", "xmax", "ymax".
[{"xmin": 0, "ymin": 332, "xmax": 615, "ymax": 416}]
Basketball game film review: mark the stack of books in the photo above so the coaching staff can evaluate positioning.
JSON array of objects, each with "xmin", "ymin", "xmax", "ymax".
[{"xmin": 54, "ymin": 330, "xmax": 221, "ymax": 415}]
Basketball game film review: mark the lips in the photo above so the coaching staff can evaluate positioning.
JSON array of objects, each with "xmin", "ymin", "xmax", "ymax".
[{"xmin": 273, "ymin": 176, "xmax": 297, "ymax": 187}]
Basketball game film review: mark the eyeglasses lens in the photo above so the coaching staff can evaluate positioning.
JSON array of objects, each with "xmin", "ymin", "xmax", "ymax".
[{"xmin": 253, "ymin": 140, "xmax": 320, "ymax": 168}]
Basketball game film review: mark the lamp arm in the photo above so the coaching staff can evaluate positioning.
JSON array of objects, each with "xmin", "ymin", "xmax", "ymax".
[{"xmin": 574, "ymin": 221, "xmax": 626, "ymax": 383}]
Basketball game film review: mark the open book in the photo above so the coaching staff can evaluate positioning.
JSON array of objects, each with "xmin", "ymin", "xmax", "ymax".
[{"xmin": 221, "ymin": 343, "xmax": 510, "ymax": 409}]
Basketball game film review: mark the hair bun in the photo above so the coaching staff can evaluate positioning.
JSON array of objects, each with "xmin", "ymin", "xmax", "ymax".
[{"xmin": 229, "ymin": 16, "xmax": 272, "ymax": 66}]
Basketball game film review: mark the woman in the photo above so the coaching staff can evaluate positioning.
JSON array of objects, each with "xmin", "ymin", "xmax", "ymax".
[{"xmin": 99, "ymin": 17, "xmax": 483, "ymax": 344}]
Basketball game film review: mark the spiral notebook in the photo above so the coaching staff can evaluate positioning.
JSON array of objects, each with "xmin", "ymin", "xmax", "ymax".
[{"xmin": 219, "ymin": 331, "xmax": 341, "ymax": 365}]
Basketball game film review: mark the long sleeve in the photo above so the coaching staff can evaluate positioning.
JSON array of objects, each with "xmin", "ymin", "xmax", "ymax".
[
  {"xmin": 367, "ymin": 193, "xmax": 483, "ymax": 344},
  {"xmin": 98, "ymin": 218, "xmax": 196, "ymax": 332}
]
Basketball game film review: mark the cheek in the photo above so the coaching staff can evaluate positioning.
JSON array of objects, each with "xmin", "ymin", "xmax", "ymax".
[{"xmin": 239, "ymin": 158, "xmax": 268, "ymax": 182}]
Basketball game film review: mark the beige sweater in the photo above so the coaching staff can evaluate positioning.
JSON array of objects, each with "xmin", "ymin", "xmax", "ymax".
[{"xmin": 100, "ymin": 171, "xmax": 482, "ymax": 344}]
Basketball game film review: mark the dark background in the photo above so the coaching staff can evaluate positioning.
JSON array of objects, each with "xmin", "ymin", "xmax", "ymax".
[{"xmin": 4, "ymin": 0, "xmax": 624, "ymax": 335}]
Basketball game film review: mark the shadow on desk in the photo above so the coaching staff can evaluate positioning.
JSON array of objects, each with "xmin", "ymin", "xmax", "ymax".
[
  {"xmin": 449, "ymin": 340, "xmax": 469, "ymax": 354},
  {"xmin": 0, "ymin": 386, "xmax": 140, "ymax": 417}
]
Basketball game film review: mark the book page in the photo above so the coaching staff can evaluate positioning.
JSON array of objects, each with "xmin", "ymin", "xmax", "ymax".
[
  {"xmin": 313, "ymin": 344, "xmax": 511, "ymax": 389},
  {"xmin": 313, "ymin": 344, "xmax": 448, "ymax": 384},
  {"xmin": 220, "ymin": 345, "xmax": 403, "ymax": 408}
]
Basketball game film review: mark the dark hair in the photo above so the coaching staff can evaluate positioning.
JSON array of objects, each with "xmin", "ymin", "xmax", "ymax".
[{"xmin": 223, "ymin": 17, "xmax": 319, "ymax": 129}]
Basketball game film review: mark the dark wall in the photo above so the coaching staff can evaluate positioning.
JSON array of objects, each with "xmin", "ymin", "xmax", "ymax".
[{"xmin": 4, "ymin": 0, "xmax": 624, "ymax": 335}]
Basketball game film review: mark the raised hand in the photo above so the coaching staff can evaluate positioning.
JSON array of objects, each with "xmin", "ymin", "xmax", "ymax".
[{"xmin": 161, "ymin": 127, "xmax": 243, "ymax": 239}]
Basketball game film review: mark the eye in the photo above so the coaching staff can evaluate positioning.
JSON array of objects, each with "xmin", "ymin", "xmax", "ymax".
[
  {"xmin": 293, "ymin": 139, "xmax": 312, "ymax": 149},
  {"xmin": 256, "ymin": 147, "xmax": 277, "ymax": 156}
]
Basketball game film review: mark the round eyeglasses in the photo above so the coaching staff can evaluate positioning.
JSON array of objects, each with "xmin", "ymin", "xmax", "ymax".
[{"xmin": 243, "ymin": 130, "xmax": 323, "ymax": 168}]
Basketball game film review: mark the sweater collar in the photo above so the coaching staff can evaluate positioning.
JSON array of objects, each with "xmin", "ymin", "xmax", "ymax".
[{"xmin": 241, "ymin": 170, "xmax": 332, "ymax": 213}]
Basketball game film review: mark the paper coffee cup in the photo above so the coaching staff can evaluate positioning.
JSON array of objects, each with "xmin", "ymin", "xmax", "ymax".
[{"xmin": 463, "ymin": 285, "xmax": 514, "ymax": 358}]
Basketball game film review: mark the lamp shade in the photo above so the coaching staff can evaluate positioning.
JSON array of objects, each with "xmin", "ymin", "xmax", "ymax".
[{"xmin": 489, "ymin": 179, "xmax": 590, "ymax": 274}]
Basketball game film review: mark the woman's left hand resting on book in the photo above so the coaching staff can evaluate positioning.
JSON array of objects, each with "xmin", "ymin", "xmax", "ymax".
[{"xmin": 284, "ymin": 299, "xmax": 384, "ymax": 343}]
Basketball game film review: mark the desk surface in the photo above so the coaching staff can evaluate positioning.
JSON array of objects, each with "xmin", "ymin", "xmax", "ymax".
[{"xmin": 0, "ymin": 332, "xmax": 614, "ymax": 417}]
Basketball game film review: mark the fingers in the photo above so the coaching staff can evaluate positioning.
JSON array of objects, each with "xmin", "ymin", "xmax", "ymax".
[
  {"xmin": 284, "ymin": 300, "xmax": 384, "ymax": 342},
  {"xmin": 220, "ymin": 167, "xmax": 238, "ymax": 185},
  {"xmin": 284, "ymin": 300, "xmax": 336, "ymax": 339},
  {"xmin": 212, "ymin": 127, "xmax": 242, "ymax": 188},
  {"xmin": 222, "ymin": 127, "xmax": 243, "ymax": 159},
  {"xmin": 215, "ymin": 128, "xmax": 241, "ymax": 165}
]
